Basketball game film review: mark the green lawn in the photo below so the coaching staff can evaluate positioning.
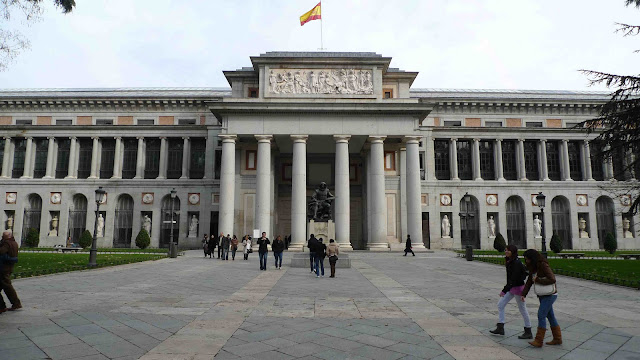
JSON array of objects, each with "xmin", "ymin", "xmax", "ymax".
[
  {"xmin": 22, "ymin": 247, "xmax": 168, "ymax": 253},
  {"xmin": 10, "ymin": 253, "xmax": 165, "ymax": 279},
  {"xmin": 456, "ymin": 249, "xmax": 640, "ymax": 258},
  {"xmin": 475, "ymin": 257, "xmax": 640, "ymax": 288}
]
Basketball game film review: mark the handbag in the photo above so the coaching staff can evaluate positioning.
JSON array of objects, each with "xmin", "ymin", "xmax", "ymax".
[{"xmin": 533, "ymin": 278, "xmax": 556, "ymax": 296}]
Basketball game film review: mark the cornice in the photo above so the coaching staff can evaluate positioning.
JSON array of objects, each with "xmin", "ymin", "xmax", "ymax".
[{"xmin": 0, "ymin": 98, "xmax": 216, "ymax": 111}]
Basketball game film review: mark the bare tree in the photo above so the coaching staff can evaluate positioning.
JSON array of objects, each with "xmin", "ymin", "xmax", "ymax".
[{"xmin": 0, "ymin": 0, "xmax": 75, "ymax": 71}]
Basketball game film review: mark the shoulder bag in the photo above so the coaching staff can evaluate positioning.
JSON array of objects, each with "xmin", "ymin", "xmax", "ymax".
[{"xmin": 533, "ymin": 277, "xmax": 556, "ymax": 296}]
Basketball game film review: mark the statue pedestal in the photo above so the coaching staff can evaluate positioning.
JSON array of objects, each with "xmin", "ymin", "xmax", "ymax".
[
  {"xmin": 579, "ymin": 231, "xmax": 590, "ymax": 239},
  {"xmin": 431, "ymin": 237, "xmax": 453, "ymax": 249},
  {"xmin": 534, "ymin": 236, "xmax": 542, "ymax": 250},
  {"xmin": 307, "ymin": 220, "xmax": 335, "ymax": 244}
]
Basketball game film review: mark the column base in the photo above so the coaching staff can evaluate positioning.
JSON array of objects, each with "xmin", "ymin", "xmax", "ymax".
[
  {"xmin": 543, "ymin": 178, "xmax": 551, "ymax": 181},
  {"xmin": 367, "ymin": 242, "xmax": 389, "ymax": 251},
  {"xmin": 156, "ymin": 176, "xmax": 166, "ymax": 180},
  {"xmin": 337, "ymin": 243, "xmax": 353, "ymax": 251},
  {"xmin": 19, "ymin": 176, "xmax": 32, "ymax": 179},
  {"xmin": 88, "ymin": 176, "xmax": 98, "ymax": 179},
  {"xmin": 42, "ymin": 175, "xmax": 53, "ymax": 179},
  {"xmin": 65, "ymin": 176, "xmax": 77, "ymax": 179},
  {"xmin": 411, "ymin": 242, "xmax": 426, "ymax": 250},
  {"xmin": 564, "ymin": 178, "xmax": 574, "ymax": 181},
  {"xmin": 474, "ymin": 177, "xmax": 483, "ymax": 181},
  {"xmin": 286, "ymin": 244, "xmax": 307, "ymax": 252},
  {"xmin": 111, "ymin": 176, "xmax": 122, "ymax": 180},
  {"xmin": 179, "ymin": 176, "xmax": 188, "ymax": 180},
  {"xmin": 497, "ymin": 177, "xmax": 506, "ymax": 182}
]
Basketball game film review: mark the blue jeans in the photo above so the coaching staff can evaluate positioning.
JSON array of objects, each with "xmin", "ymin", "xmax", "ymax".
[
  {"xmin": 314, "ymin": 254, "xmax": 324, "ymax": 276},
  {"xmin": 309, "ymin": 252, "xmax": 315, "ymax": 271},
  {"xmin": 259, "ymin": 252, "xmax": 268, "ymax": 270},
  {"xmin": 537, "ymin": 294, "xmax": 559, "ymax": 329},
  {"xmin": 274, "ymin": 252, "xmax": 283, "ymax": 268},
  {"xmin": 223, "ymin": 248, "xmax": 229, "ymax": 260}
]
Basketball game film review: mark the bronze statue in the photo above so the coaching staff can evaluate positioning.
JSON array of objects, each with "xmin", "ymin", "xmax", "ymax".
[{"xmin": 308, "ymin": 182, "xmax": 334, "ymax": 221}]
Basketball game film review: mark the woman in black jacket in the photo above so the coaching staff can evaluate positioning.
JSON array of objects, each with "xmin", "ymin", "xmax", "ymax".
[
  {"xmin": 272, "ymin": 235, "xmax": 285, "ymax": 269},
  {"xmin": 490, "ymin": 245, "xmax": 532, "ymax": 339}
]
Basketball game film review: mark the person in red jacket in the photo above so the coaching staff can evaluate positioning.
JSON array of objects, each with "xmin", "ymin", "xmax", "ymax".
[{"xmin": 0, "ymin": 231, "xmax": 21, "ymax": 312}]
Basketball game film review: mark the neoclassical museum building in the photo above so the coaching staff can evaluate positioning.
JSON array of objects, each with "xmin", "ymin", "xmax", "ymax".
[{"xmin": 0, "ymin": 52, "xmax": 638, "ymax": 250}]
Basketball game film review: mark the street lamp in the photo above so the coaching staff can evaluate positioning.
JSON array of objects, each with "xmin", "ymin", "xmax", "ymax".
[
  {"xmin": 169, "ymin": 188, "xmax": 177, "ymax": 258},
  {"xmin": 460, "ymin": 193, "xmax": 474, "ymax": 256},
  {"xmin": 536, "ymin": 192, "xmax": 547, "ymax": 258},
  {"xmin": 89, "ymin": 186, "xmax": 106, "ymax": 267}
]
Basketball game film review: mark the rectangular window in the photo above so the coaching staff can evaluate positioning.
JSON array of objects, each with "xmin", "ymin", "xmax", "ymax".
[
  {"xmin": 121, "ymin": 138, "xmax": 137, "ymax": 179},
  {"xmin": 77, "ymin": 138, "xmax": 93, "ymax": 179},
  {"xmin": 485, "ymin": 121, "xmax": 503, "ymax": 127},
  {"xmin": 95, "ymin": 119, "xmax": 113, "ymax": 125},
  {"xmin": 479, "ymin": 140, "xmax": 495, "ymax": 180},
  {"xmin": 590, "ymin": 141, "xmax": 605, "ymax": 181},
  {"xmin": 246, "ymin": 150, "xmax": 257, "ymax": 170},
  {"xmin": 384, "ymin": 151, "xmax": 396, "ymax": 171},
  {"xmin": 383, "ymin": 88, "xmax": 393, "ymax": 99},
  {"xmin": 526, "ymin": 122, "xmax": 543, "ymax": 128},
  {"xmin": 189, "ymin": 138, "xmax": 206, "ymax": 179},
  {"xmin": 214, "ymin": 149, "xmax": 222, "ymax": 179},
  {"xmin": 55, "ymin": 119, "xmax": 72, "ymax": 125},
  {"xmin": 502, "ymin": 141, "xmax": 518, "ymax": 180},
  {"xmin": 144, "ymin": 138, "xmax": 160, "ymax": 179},
  {"xmin": 524, "ymin": 140, "xmax": 539, "ymax": 180},
  {"xmin": 612, "ymin": 147, "xmax": 626, "ymax": 181},
  {"xmin": 12, "ymin": 139, "xmax": 26, "ymax": 178},
  {"xmin": 444, "ymin": 121, "xmax": 462, "ymax": 127},
  {"xmin": 457, "ymin": 140, "xmax": 472, "ymax": 180},
  {"xmin": 568, "ymin": 141, "xmax": 582, "ymax": 180},
  {"xmin": 178, "ymin": 119, "xmax": 196, "ymax": 125},
  {"xmin": 167, "ymin": 138, "xmax": 183, "ymax": 179},
  {"xmin": 546, "ymin": 141, "xmax": 561, "ymax": 181},
  {"xmin": 55, "ymin": 138, "xmax": 70, "ymax": 179},
  {"xmin": 33, "ymin": 138, "xmax": 48, "ymax": 179},
  {"xmin": 15, "ymin": 119, "xmax": 33, "ymax": 125},
  {"xmin": 248, "ymin": 87, "xmax": 259, "ymax": 98},
  {"xmin": 100, "ymin": 138, "xmax": 115, "ymax": 179},
  {"xmin": 434, "ymin": 140, "xmax": 450, "ymax": 180},
  {"xmin": 419, "ymin": 152, "xmax": 425, "ymax": 180},
  {"xmin": 137, "ymin": 119, "xmax": 154, "ymax": 125}
]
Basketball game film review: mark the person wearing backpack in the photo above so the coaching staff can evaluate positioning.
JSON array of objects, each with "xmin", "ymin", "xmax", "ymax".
[
  {"xmin": 0, "ymin": 231, "xmax": 21, "ymax": 312},
  {"xmin": 490, "ymin": 245, "xmax": 531, "ymax": 339}
]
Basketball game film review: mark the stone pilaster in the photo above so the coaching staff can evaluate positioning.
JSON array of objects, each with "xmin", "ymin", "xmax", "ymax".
[
  {"xmin": 367, "ymin": 136, "xmax": 388, "ymax": 250},
  {"xmin": 218, "ymin": 135, "xmax": 237, "ymax": 236},
  {"xmin": 135, "ymin": 137, "xmax": 145, "ymax": 179},
  {"xmin": 255, "ymin": 135, "xmax": 273, "ymax": 237},
  {"xmin": 334, "ymin": 135, "xmax": 352, "ymax": 250},
  {"xmin": 405, "ymin": 136, "xmax": 425, "ymax": 249},
  {"xmin": 290, "ymin": 135, "xmax": 308, "ymax": 250},
  {"xmin": 450, "ymin": 138, "xmax": 459, "ymax": 180}
]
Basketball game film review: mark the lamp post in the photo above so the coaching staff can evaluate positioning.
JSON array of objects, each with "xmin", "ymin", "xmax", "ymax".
[
  {"xmin": 536, "ymin": 192, "xmax": 547, "ymax": 258},
  {"xmin": 89, "ymin": 186, "xmax": 106, "ymax": 267},
  {"xmin": 169, "ymin": 188, "xmax": 177, "ymax": 258},
  {"xmin": 460, "ymin": 193, "xmax": 474, "ymax": 257}
]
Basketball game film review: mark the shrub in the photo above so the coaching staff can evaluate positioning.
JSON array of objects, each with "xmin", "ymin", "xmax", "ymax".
[
  {"xmin": 78, "ymin": 230, "xmax": 92, "ymax": 249},
  {"xmin": 135, "ymin": 229, "xmax": 151, "ymax": 249},
  {"xmin": 493, "ymin": 233, "xmax": 507, "ymax": 253},
  {"xmin": 23, "ymin": 228, "xmax": 40, "ymax": 248},
  {"xmin": 550, "ymin": 234, "xmax": 563, "ymax": 254},
  {"xmin": 604, "ymin": 232, "xmax": 617, "ymax": 254}
]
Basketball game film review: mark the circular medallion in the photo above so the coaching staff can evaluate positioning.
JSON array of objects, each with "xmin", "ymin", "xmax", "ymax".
[
  {"xmin": 50, "ymin": 193, "xmax": 61, "ymax": 204},
  {"xmin": 486, "ymin": 195, "xmax": 497, "ymax": 206},
  {"xmin": 440, "ymin": 194, "xmax": 452, "ymax": 206},
  {"xmin": 621, "ymin": 195, "xmax": 631, "ymax": 206},
  {"xmin": 142, "ymin": 193, "xmax": 154, "ymax": 204},
  {"xmin": 189, "ymin": 193, "xmax": 200, "ymax": 205},
  {"xmin": 6, "ymin": 193, "xmax": 17, "ymax": 204},
  {"xmin": 576, "ymin": 195, "xmax": 587, "ymax": 206}
]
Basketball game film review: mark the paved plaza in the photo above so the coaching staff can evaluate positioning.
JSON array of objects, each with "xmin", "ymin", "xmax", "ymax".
[{"xmin": 0, "ymin": 251, "xmax": 639, "ymax": 360}]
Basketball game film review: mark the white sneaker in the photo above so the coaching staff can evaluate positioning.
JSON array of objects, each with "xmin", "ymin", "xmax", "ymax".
[
  {"xmin": 321, "ymin": 275, "xmax": 324, "ymax": 277},
  {"xmin": 316, "ymin": 275, "xmax": 319, "ymax": 278}
]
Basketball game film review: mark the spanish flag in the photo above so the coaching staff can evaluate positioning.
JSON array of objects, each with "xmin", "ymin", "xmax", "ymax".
[{"xmin": 300, "ymin": 2, "xmax": 321, "ymax": 26}]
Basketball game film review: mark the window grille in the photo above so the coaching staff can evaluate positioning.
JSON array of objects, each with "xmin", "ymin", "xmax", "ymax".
[
  {"xmin": 546, "ymin": 141, "xmax": 561, "ymax": 181},
  {"xmin": 137, "ymin": 119, "xmax": 154, "ymax": 125},
  {"xmin": 596, "ymin": 197, "xmax": 615, "ymax": 248},
  {"xmin": 434, "ymin": 140, "xmax": 450, "ymax": 180},
  {"xmin": 15, "ymin": 119, "xmax": 33, "ymax": 125},
  {"xmin": 506, "ymin": 196, "xmax": 526, "ymax": 248},
  {"xmin": 145, "ymin": 139, "xmax": 160, "ymax": 179},
  {"xmin": 122, "ymin": 138, "xmax": 137, "ymax": 179},
  {"xmin": 114, "ymin": 195, "xmax": 134, "ymax": 248},
  {"xmin": 178, "ymin": 119, "xmax": 196, "ymax": 125},
  {"xmin": 444, "ymin": 120, "xmax": 462, "ymax": 126},
  {"xmin": 214, "ymin": 149, "xmax": 222, "ymax": 179},
  {"xmin": 95, "ymin": 119, "xmax": 113, "ymax": 125},
  {"xmin": 68, "ymin": 195, "xmax": 87, "ymax": 244},
  {"xmin": 551, "ymin": 197, "xmax": 573, "ymax": 249},
  {"xmin": 22, "ymin": 195, "xmax": 42, "ymax": 241},
  {"xmin": 526, "ymin": 122, "xmax": 543, "ymax": 128},
  {"xmin": 590, "ymin": 141, "xmax": 605, "ymax": 181},
  {"xmin": 457, "ymin": 140, "xmax": 472, "ymax": 180},
  {"xmin": 485, "ymin": 121, "xmax": 502, "ymax": 127},
  {"xmin": 479, "ymin": 140, "xmax": 495, "ymax": 180},
  {"xmin": 524, "ymin": 141, "xmax": 539, "ymax": 180},
  {"xmin": 502, "ymin": 141, "xmax": 517, "ymax": 180},
  {"xmin": 55, "ymin": 119, "xmax": 72, "ymax": 125},
  {"xmin": 12, "ymin": 139, "xmax": 26, "ymax": 178},
  {"xmin": 55, "ymin": 139, "xmax": 70, "ymax": 178},
  {"xmin": 189, "ymin": 138, "xmax": 206, "ymax": 179}
]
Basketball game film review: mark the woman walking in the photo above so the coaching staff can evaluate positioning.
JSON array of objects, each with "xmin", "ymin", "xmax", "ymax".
[
  {"xmin": 230, "ymin": 235, "xmax": 239, "ymax": 260},
  {"xmin": 521, "ymin": 249, "xmax": 561, "ymax": 347},
  {"xmin": 403, "ymin": 235, "xmax": 415, "ymax": 256},
  {"xmin": 202, "ymin": 234, "xmax": 210, "ymax": 258},
  {"xmin": 489, "ymin": 245, "xmax": 532, "ymax": 339},
  {"xmin": 326, "ymin": 239, "xmax": 339, "ymax": 278},
  {"xmin": 272, "ymin": 235, "xmax": 285, "ymax": 269},
  {"xmin": 242, "ymin": 235, "xmax": 252, "ymax": 260}
]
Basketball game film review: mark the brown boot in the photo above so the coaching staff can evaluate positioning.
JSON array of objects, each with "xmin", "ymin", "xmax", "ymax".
[
  {"xmin": 546, "ymin": 326, "xmax": 562, "ymax": 345},
  {"xmin": 529, "ymin": 327, "xmax": 546, "ymax": 347}
]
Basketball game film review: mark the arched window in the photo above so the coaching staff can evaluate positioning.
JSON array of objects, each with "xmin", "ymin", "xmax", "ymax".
[
  {"xmin": 596, "ymin": 196, "xmax": 615, "ymax": 248},
  {"xmin": 551, "ymin": 196, "xmax": 572, "ymax": 249},
  {"xmin": 68, "ymin": 194, "xmax": 88, "ymax": 244},
  {"xmin": 114, "ymin": 194, "xmax": 134, "ymax": 248},
  {"xmin": 160, "ymin": 194, "xmax": 181, "ymax": 248},
  {"xmin": 506, "ymin": 196, "xmax": 526, "ymax": 248},
  {"xmin": 22, "ymin": 194, "xmax": 43, "ymax": 241},
  {"xmin": 459, "ymin": 195, "xmax": 480, "ymax": 248}
]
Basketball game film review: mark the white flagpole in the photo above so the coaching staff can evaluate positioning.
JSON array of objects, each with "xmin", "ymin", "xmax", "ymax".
[{"xmin": 320, "ymin": 2, "xmax": 324, "ymax": 51}]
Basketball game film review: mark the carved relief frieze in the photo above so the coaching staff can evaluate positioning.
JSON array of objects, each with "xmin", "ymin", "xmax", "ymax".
[{"xmin": 268, "ymin": 68, "xmax": 373, "ymax": 95}]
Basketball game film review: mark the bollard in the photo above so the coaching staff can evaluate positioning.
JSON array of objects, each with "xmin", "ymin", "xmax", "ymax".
[{"xmin": 465, "ymin": 245, "xmax": 473, "ymax": 261}]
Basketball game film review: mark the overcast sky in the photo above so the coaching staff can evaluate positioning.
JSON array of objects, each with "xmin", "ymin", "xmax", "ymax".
[{"xmin": 0, "ymin": 0, "xmax": 638, "ymax": 91}]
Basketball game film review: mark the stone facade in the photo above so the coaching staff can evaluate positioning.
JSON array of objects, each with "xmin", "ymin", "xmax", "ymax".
[{"xmin": 0, "ymin": 52, "xmax": 638, "ymax": 250}]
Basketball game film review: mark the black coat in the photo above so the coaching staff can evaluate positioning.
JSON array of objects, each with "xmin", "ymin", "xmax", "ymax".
[
  {"xmin": 257, "ymin": 238, "xmax": 270, "ymax": 253},
  {"xmin": 502, "ymin": 257, "xmax": 528, "ymax": 294},
  {"xmin": 405, "ymin": 238, "xmax": 412, "ymax": 250},
  {"xmin": 307, "ymin": 237, "xmax": 317, "ymax": 253},
  {"xmin": 272, "ymin": 239, "xmax": 285, "ymax": 253},
  {"xmin": 317, "ymin": 243, "xmax": 327, "ymax": 258}
]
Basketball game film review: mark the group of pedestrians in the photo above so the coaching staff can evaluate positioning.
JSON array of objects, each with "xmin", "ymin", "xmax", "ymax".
[
  {"xmin": 490, "ymin": 245, "xmax": 561, "ymax": 348},
  {"xmin": 202, "ymin": 232, "xmax": 287, "ymax": 270},
  {"xmin": 307, "ymin": 234, "xmax": 339, "ymax": 278},
  {"xmin": 202, "ymin": 233, "xmax": 240, "ymax": 261}
]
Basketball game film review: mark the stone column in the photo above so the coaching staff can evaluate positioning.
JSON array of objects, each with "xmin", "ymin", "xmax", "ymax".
[
  {"xmin": 583, "ymin": 140, "xmax": 594, "ymax": 181},
  {"xmin": 334, "ymin": 135, "xmax": 353, "ymax": 250},
  {"xmin": 158, "ymin": 137, "xmax": 167, "ymax": 179},
  {"xmin": 218, "ymin": 135, "xmax": 236, "ymax": 236},
  {"xmin": 399, "ymin": 147, "xmax": 408, "ymax": 240},
  {"xmin": 89, "ymin": 137, "xmax": 100, "ymax": 179},
  {"xmin": 472, "ymin": 138, "xmax": 482, "ymax": 181},
  {"xmin": 450, "ymin": 138, "xmax": 459, "ymax": 180},
  {"xmin": 290, "ymin": 135, "xmax": 308, "ymax": 250},
  {"xmin": 255, "ymin": 135, "xmax": 272, "ymax": 237},
  {"xmin": 517, "ymin": 139, "xmax": 527, "ymax": 180},
  {"xmin": 405, "ymin": 136, "xmax": 425, "ymax": 249},
  {"xmin": 43, "ymin": 137, "xmax": 56, "ymax": 179},
  {"xmin": 135, "ymin": 137, "xmax": 145, "ymax": 179},
  {"xmin": 562, "ymin": 139, "xmax": 572, "ymax": 181},
  {"xmin": 425, "ymin": 136, "xmax": 436, "ymax": 181},
  {"xmin": 112, "ymin": 137, "xmax": 122, "ymax": 179},
  {"xmin": 1, "ymin": 137, "xmax": 11, "ymax": 178},
  {"xmin": 539, "ymin": 139, "xmax": 550, "ymax": 181},
  {"xmin": 605, "ymin": 145, "xmax": 614, "ymax": 180},
  {"xmin": 180, "ymin": 137, "xmax": 190, "ymax": 179},
  {"xmin": 367, "ymin": 136, "xmax": 388, "ymax": 250},
  {"xmin": 495, "ymin": 139, "xmax": 505, "ymax": 181},
  {"xmin": 21, "ymin": 137, "xmax": 33, "ymax": 178},
  {"xmin": 66, "ymin": 137, "xmax": 77, "ymax": 179}
]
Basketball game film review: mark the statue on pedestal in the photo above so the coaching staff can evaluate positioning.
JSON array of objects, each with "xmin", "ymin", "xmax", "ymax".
[
  {"xmin": 48, "ymin": 216, "xmax": 59, "ymax": 237},
  {"xmin": 6, "ymin": 214, "xmax": 13, "ymax": 231},
  {"xmin": 142, "ymin": 215, "xmax": 152, "ymax": 234},
  {"xmin": 623, "ymin": 218, "xmax": 634, "ymax": 238},
  {"xmin": 579, "ymin": 217, "xmax": 589, "ymax": 238},
  {"xmin": 96, "ymin": 214, "xmax": 104, "ymax": 238},
  {"xmin": 487, "ymin": 216, "xmax": 496, "ymax": 237},
  {"xmin": 308, "ymin": 182, "xmax": 334, "ymax": 221},
  {"xmin": 533, "ymin": 215, "xmax": 542, "ymax": 237},
  {"xmin": 441, "ymin": 215, "xmax": 451, "ymax": 238},
  {"xmin": 188, "ymin": 215, "xmax": 199, "ymax": 238}
]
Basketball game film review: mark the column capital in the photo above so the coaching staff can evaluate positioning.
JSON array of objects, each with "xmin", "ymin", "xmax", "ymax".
[
  {"xmin": 25, "ymin": 136, "xmax": 33, "ymax": 140},
  {"xmin": 450, "ymin": 138, "xmax": 458, "ymax": 142},
  {"xmin": 399, "ymin": 147, "xmax": 406, "ymax": 152},
  {"xmin": 403, "ymin": 136, "xmax": 421, "ymax": 144},
  {"xmin": 182, "ymin": 136, "xmax": 190, "ymax": 141},
  {"xmin": 473, "ymin": 138, "xmax": 481, "ymax": 142},
  {"xmin": 159, "ymin": 136, "xmax": 167, "ymax": 140},
  {"xmin": 562, "ymin": 139, "xmax": 569, "ymax": 143},
  {"xmin": 333, "ymin": 135, "xmax": 351, "ymax": 143},
  {"xmin": 69, "ymin": 136, "xmax": 77, "ymax": 140},
  {"xmin": 495, "ymin": 138, "xmax": 502, "ymax": 143},
  {"xmin": 3, "ymin": 136, "xmax": 10, "ymax": 140},
  {"xmin": 114, "ymin": 136, "xmax": 122, "ymax": 141},
  {"xmin": 540, "ymin": 138, "xmax": 547, "ymax": 144},
  {"xmin": 518, "ymin": 138, "xmax": 525, "ymax": 143},
  {"xmin": 218, "ymin": 134, "xmax": 237, "ymax": 143},
  {"xmin": 137, "ymin": 136, "xmax": 145, "ymax": 140},
  {"xmin": 255, "ymin": 135, "xmax": 273, "ymax": 143},
  {"xmin": 368, "ymin": 136, "xmax": 386, "ymax": 144},
  {"xmin": 291, "ymin": 135, "xmax": 309, "ymax": 143},
  {"xmin": 47, "ymin": 136, "xmax": 55, "ymax": 140},
  {"xmin": 583, "ymin": 139, "xmax": 590, "ymax": 145},
  {"xmin": 91, "ymin": 136, "xmax": 99, "ymax": 140}
]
